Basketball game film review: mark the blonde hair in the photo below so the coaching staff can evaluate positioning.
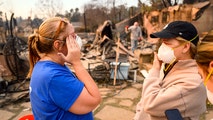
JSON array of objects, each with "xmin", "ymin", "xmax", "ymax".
[
  {"xmin": 196, "ymin": 30, "xmax": 213, "ymax": 75},
  {"xmin": 176, "ymin": 36, "xmax": 197, "ymax": 59},
  {"xmin": 27, "ymin": 17, "xmax": 69, "ymax": 78}
]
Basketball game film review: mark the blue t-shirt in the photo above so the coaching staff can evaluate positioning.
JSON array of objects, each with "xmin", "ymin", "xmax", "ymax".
[{"xmin": 30, "ymin": 61, "xmax": 93, "ymax": 120}]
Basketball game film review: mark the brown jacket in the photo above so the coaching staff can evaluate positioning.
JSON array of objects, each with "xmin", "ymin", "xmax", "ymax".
[{"xmin": 134, "ymin": 59, "xmax": 207, "ymax": 120}]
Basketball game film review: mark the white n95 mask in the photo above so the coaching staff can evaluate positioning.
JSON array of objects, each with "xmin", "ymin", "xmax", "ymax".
[
  {"xmin": 157, "ymin": 43, "xmax": 176, "ymax": 63},
  {"xmin": 206, "ymin": 87, "xmax": 213, "ymax": 104},
  {"xmin": 205, "ymin": 68, "xmax": 213, "ymax": 104},
  {"xmin": 76, "ymin": 35, "xmax": 82, "ymax": 48}
]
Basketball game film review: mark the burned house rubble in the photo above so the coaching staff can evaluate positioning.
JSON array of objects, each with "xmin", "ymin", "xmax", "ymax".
[
  {"xmin": 80, "ymin": 20, "xmax": 145, "ymax": 85},
  {"xmin": 0, "ymin": 0, "xmax": 212, "ymax": 94},
  {"xmin": 85, "ymin": 20, "xmax": 135, "ymax": 60},
  {"xmin": 76, "ymin": 0, "xmax": 213, "ymax": 84},
  {"xmin": 144, "ymin": 1, "xmax": 212, "ymax": 39}
]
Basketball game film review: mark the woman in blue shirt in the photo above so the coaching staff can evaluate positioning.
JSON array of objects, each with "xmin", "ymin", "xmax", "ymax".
[{"xmin": 27, "ymin": 17, "xmax": 101, "ymax": 120}]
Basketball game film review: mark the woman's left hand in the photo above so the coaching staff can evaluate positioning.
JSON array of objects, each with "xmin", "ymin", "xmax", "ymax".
[{"xmin": 58, "ymin": 35, "xmax": 81, "ymax": 65}]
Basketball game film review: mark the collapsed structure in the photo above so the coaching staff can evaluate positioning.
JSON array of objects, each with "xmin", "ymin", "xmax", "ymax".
[{"xmin": 0, "ymin": 1, "xmax": 212, "ymax": 87}]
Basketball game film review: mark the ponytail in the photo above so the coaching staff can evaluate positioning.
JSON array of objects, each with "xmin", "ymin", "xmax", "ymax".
[{"xmin": 27, "ymin": 30, "xmax": 41, "ymax": 78}]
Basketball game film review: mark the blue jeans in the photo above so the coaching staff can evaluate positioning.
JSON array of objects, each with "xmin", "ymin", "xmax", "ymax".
[{"xmin": 131, "ymin": 39, "xmax": 138, "ymax": 52}]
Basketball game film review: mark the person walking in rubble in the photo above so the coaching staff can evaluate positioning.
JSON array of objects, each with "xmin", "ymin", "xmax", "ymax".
[
  {"xmin": 195, "ymin": 30, "xmax": 213, "ymax": 104},
  {"xmin": 125, "ymin": 22, "xmax": 143, "ymax": 52},
  {"xmin": 27, "ymin": 17, "xmax": 101, "ymax": 120},
  {"xmin": 134, "ymin": 21, "xmax": 206, "ymax": 120}
]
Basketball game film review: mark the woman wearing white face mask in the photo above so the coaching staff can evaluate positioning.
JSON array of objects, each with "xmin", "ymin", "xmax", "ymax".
[
  {"xmin": 134, "ymin": 21, "xmax": 207, "ymax": 120},
  {"xmin": 28, "ymin": 17, "xmax": 101, "ymax": 120},
  {"xmin": 196, "ymin": 30, "xmax": 213, "ymax": 104}
]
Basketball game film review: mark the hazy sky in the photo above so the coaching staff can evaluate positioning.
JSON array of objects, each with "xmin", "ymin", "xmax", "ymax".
[{"xmin": 0, "ymin": 0, "xmax": 139, "ymax": 19}]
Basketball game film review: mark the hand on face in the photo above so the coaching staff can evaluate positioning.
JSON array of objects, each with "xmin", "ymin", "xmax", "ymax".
[
  {"xmin": 152, "ymin": 52, "xmax": 162, "ymax": 71},
  {"xmin": 58, "ymin": 34, "xmax": 81, "ymax": 64}
]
